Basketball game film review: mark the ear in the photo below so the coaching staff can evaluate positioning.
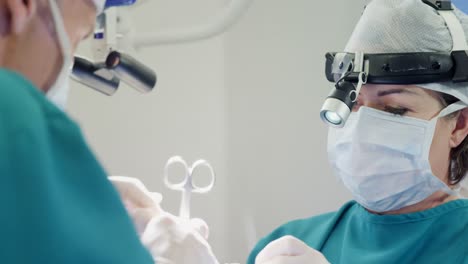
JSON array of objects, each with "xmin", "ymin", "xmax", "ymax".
[
  {"xmin": 5, "ymin": 0, "xmax": 36, "ymax": 34},
  {"xmin": 450, "ymin": 108, "xmax": 468, "ymax": 148}
]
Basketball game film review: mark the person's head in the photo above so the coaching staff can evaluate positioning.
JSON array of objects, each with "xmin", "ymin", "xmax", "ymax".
[
  {"xmin": 326, "ymin": 0, "xmax": 468, "ymax": 213},
  {"xmin": 344, "ymin": 0, "xmax": 468, "ymax": 188},
  {"xmin": 0, "ymin": 0, "xmax": 102, "ymax": 92}
]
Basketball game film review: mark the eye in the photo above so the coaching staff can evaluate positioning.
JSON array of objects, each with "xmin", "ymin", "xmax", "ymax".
[{"xmin": 384, "ymin": 106, "xmax": 409, "ymax": 116}]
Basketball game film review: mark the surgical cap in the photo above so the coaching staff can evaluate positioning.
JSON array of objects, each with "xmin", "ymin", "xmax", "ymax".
[{"xmin": 344, "ymin": 0, "xmax": 468, "ymax": 105}]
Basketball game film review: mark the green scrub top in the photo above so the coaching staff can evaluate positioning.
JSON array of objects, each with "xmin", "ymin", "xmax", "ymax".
[
  {"xmin": 0, "ymin": 68, "xmax": 153, "ymax": 263},
  {"xmin": 248, "ymin": 199, "xmax": 468, "ymax": 264}
]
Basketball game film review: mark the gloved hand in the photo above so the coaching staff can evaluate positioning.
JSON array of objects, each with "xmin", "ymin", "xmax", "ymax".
[
  {"xmin": 255, "ymin": 236, "xmax": 330, "ymax": 264},
  {"xmin": 142, "ymin": 212, "xmax": 219, "ymax": 264},
  {"xmin": 109, "ymin": 176, "xmax": 163, "ymax": 235},
  {"xmin": 109, "ymin": 176, "xmax": 218, "ymax": 264}
]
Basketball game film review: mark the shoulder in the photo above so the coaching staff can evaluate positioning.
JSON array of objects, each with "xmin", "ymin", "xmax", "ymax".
[
  {"xmin": 270, "ymin": 201, "xmax": 357, "ymax": 242},
  {"xmin": 0, "ymin": 68, "xmax": 46, "ymax": 131},
  {"xmin": 247, "ymin": 201, "xmax": 358, "ymax": 264},
  {"xmin": 0, "ymin": 68, "xmax": 78, "ymax": 134}
]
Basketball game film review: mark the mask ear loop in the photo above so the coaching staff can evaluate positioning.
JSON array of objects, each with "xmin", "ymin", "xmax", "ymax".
[
  {"xmin": 436, "ymin": 101, "xmax": 468, "ymax": 119},
  {"xmin": 45, "ymin": 0, "xmax": 74, "ymax": 108},
  {"xmin": 47, "ymin": 0, "xmax": 73, "ymax": 68}
]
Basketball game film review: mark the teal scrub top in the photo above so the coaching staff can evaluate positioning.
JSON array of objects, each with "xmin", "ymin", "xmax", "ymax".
[
  {"xmin": 248, "ymin": 199, "xmax": 468, "ymax": 264},
  {"xmin": 0, "ymin": 69, "xmax": 153, "ymax": 264}
]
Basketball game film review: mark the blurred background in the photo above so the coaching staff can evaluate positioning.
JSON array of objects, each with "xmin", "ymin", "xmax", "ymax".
[{"xmin": 69, "ymin": 0, "xmax": 368, "ymax": 262}]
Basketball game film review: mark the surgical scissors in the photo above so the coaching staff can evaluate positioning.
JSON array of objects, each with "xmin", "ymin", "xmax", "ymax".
[{"xmin": 164, "ymin": 156, "xmax": 215, "ymax": 219}]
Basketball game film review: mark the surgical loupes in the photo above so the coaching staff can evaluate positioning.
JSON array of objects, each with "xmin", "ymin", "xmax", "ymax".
[{"xmin": 71, "ymin": 52, "xmax": 157, "ymax": 95}]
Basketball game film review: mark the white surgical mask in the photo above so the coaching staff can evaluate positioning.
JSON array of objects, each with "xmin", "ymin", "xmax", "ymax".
[
  {"xmin": 328, "ymin": 102, "xmax": 468, "ymax": 213},
  {"xmin": 45, "ymin": 0, "xmax": 73, "ymax": 110}
]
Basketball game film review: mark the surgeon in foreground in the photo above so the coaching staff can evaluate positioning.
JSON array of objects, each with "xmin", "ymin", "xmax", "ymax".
[
  {"xmin": 248, "ymin": 0, "xmax": 468, "ymax": 263},
  {"xmin": 0, "ymin": 0, "xmax": 218, "ymax": 263}
]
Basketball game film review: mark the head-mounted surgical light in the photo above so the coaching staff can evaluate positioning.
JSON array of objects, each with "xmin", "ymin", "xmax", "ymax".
[
  {"xmin": 320, "ymin": 53, "xmax": 367, "ymax": 127},
  {"xmin": 320, "ymin": 0, "xmax": 468, "ymax": 127}
]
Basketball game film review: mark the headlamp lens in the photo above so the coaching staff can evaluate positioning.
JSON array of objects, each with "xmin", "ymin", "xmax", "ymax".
[{"xmin": 324, "ymin": 111, "xmax": 343, "ymax": 125}]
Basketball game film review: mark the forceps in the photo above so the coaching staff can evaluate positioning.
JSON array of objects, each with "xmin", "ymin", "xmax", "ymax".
[{"xmin": 164, "ymin": 156, "xmax": 215, "ymax": 219}]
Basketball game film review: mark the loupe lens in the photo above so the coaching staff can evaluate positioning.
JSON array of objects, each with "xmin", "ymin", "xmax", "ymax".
[
  {"xmin": 72, "ymin": 56, "xmax": 120, "ymax": 96},
  {"xmin": 106, "ymin": 51, "xmax": 157, "ymax": 93}
]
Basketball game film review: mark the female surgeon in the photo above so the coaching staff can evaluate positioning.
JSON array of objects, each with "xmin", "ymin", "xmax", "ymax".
[
  {"xmin": 0, "ymin": 0, "xmax": 217, "ymax": 263},
  {"xmin": 248, "ymin": 0, "xmax": 468, "ymax": 263}
]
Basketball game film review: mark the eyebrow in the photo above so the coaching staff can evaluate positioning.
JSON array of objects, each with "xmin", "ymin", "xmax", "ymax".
[{"xmin": 377, "ymin": 88, "xmax": 420, "ymax": 97}]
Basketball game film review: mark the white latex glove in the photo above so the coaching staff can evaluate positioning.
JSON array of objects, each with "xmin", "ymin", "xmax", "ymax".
[
  {"xmin": 256, "ymin": 236, "xmax": 330, "ymax": 264},
  {"xmin": 142, "ymin": 212, "xmax": 219, "ymax": 264},
  {"xmin": 109, "ymin": 176, "xmax": 164, "ymax": 235},
  {"xmin": 109, "ymin": 176, "xmax": 217, "ymax": 264}
]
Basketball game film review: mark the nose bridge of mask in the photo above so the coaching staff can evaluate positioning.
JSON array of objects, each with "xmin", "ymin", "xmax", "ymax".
[
  {"xmin": 333, "ymin": 101, "xmax": 468, "ymax": 158},
  {"xmin": 333, "ymin": 107, "xmax": 434, "ymax": 157}
]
